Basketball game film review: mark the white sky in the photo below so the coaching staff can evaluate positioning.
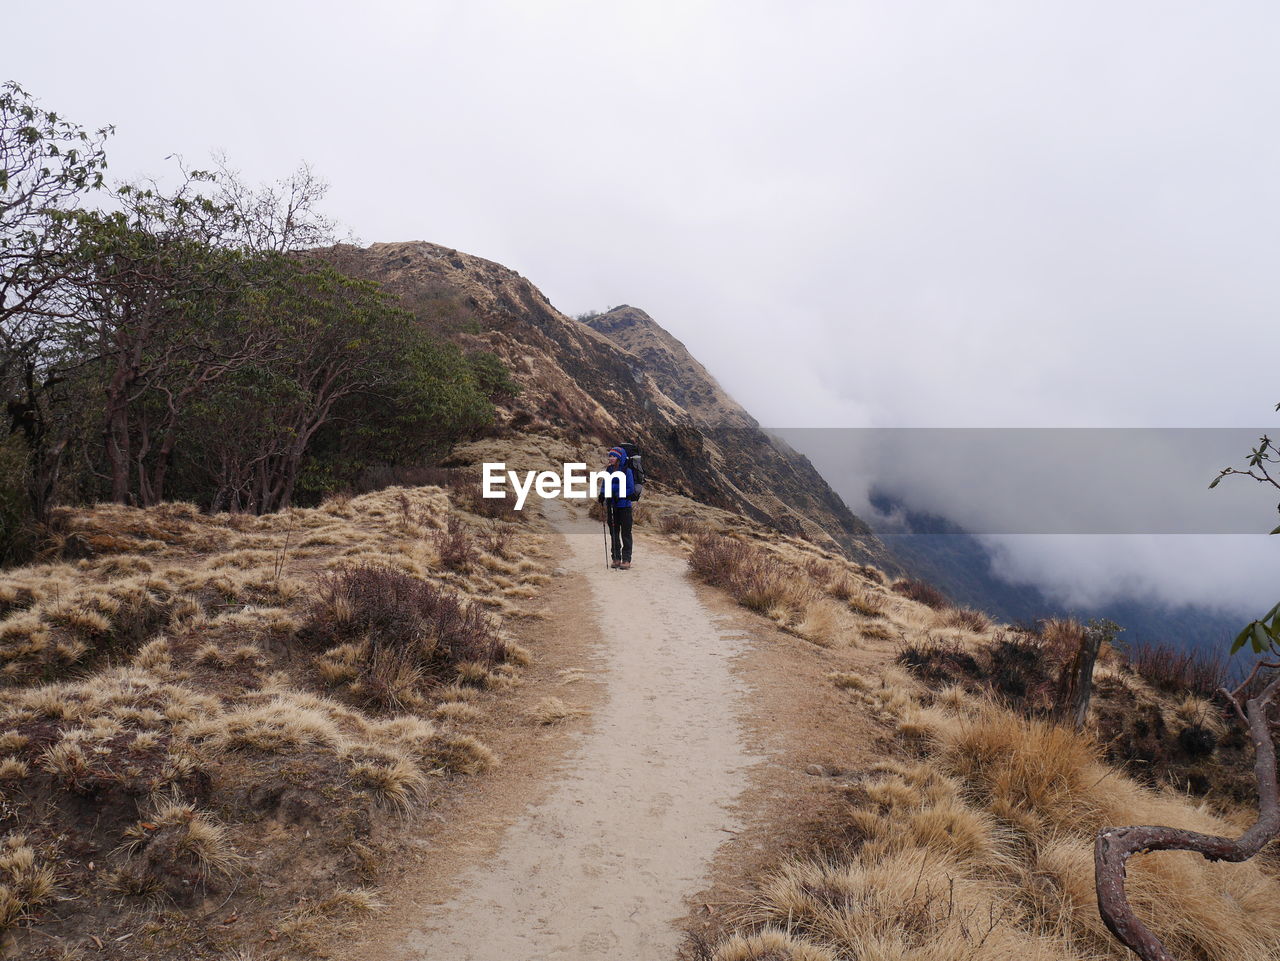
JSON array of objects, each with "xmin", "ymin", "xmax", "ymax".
[{"xmin": 9, "ymin": 0, "xmax": 1280, "ymax": 617}]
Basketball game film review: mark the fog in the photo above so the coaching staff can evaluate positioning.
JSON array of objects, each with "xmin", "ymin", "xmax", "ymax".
[{"xmin": 9, "ymin": 0, "xmax": 1279, "ymax": 615}]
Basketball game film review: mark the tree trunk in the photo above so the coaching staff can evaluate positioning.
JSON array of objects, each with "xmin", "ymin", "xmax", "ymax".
[{"xmin": 1054, "ymin": 625, "xmax": 1104, "ymax": 731}]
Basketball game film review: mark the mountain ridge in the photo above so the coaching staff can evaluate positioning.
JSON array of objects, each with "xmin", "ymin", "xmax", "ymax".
[{"xmin": 314, "ymin": 241, "xmax": 898, "ymax": 570}]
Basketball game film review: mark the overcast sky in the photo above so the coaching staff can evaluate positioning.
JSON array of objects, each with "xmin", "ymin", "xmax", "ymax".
[{"xmin": 9, "ymin": 1, "xmax": 1279, "ymax": 619}]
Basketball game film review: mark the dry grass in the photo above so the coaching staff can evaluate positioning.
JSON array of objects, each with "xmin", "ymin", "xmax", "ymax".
[
  {"xmin": 117, "ymin": 798, "xmax": 243, "ymax": 883},
  {"xmin": 688, "ymin": 532, "xmax": 876, "ymax": 645},
  {"xmin": 0, "ymin": 478, "xmax": 553, "ymax": 957},
  {"xmin": 713, "ymin": 655, "xmax": 1280, "ymax": 961},
  {"xmin": 274, "ymin": 887, "xmax": 385, "ymax": 955},
  {"xmin": 527, "ymin": 696, "xmax": 588, "ymax": 725},
  {"xmin": 670, "ymin": 500, "xmax": 918, "ymax": 653},
  {"xmin": 0, "ymin": 835, "xmax": 58, "ymax": 932}
]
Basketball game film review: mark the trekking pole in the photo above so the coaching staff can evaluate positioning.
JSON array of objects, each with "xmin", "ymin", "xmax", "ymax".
[{"xmin": 601, "ymin": 505, "xmax": 610, "ymax": 571}]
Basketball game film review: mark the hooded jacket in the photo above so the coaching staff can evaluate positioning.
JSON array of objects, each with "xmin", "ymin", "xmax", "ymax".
[{"xmin": 602, "ymin": 446, "xmax": 636, "ymax": 508}]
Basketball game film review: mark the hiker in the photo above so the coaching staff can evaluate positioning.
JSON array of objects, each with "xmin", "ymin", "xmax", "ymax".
[{"xmin": 599, "ymin": 446, "xmax": 636, "ymax": 569}]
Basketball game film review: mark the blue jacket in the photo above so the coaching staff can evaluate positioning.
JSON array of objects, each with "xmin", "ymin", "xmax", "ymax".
[{"xmin": 602, "ymin": 447, "xmax": 636, "ymax": 508}]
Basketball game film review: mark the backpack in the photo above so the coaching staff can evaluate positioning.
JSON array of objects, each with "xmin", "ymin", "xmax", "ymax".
[{"xmin": 618, "ymin": 443, "xmax": 645, "ymax": 501}]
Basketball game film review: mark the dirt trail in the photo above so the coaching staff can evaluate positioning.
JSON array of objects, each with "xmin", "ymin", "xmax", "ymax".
[{"xmin": 393, "ymin": 501, "xmax": 761, "ymax": 959}]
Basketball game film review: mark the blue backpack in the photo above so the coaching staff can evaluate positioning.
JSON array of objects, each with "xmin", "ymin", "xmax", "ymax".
[{"xmin": 618, "ymin": 443, "xmax": 645, "ymax": 501}]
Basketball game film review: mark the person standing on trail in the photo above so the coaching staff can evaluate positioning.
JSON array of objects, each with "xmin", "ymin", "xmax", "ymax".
[{"xmin": 599, "ymin": 446, "xmax": 636, "ymax": 569}]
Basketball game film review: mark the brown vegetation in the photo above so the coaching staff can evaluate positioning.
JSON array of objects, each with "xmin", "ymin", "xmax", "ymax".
[
  {"xmin": 892, "ymin": 623, "xmax": 1258, "ymax": 806},
  {"xmin": 698, "ymin": 665, "xmax": 1280, "ymax": 961},
  {"xmin": 0, "ymin": 482, "xmax": 550, "ymax": 959},
  {"xmin": 890, "ymin": 576, "xmax": 952, "ymax": 610}
]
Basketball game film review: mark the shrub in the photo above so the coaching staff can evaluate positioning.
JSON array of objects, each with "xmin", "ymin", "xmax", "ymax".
[
  {"xmin": 857, "ymin": 564, "xmax": 884, "ymax": 584},
  {"xmin": 986, "ymin": 634, "xmax": 1054, "ymax": 705},
  {"xmin": 455, "ymin": 481, "xmax": 520, "ymax": 520},
  {"xmin": 803, "ymin": 558, "xmax": 833, "ymax": 582},
  {"xmin": 0, "ymin": 434, "xmax": 36, "ymax": 568},
  {"xmin": 304, "ymin": 565, "xmax": 507, "ymax": 703},
  {"xmin": 896, "ymin": 637, "xmax": 982, "ymax": 687},
  {"xmin": 658, "ymin": 513, "xmax": 698, "ymax": 535},
  {"xmin": 1128, "ymin": 642, "xmax": 1231, "ymax": 698},
  {"xmin": 434, "ymin": 516, "xmax": 477, "ymax": 571},
  {"xmin": 735, "ymin": 564, "xmax": 790, "ymax": 614},
  {"xmin": 478, "ymin": 522, "xmax": 514, "ymax": 559},
  {"xmin": 890, "ymin": 578, "xmax": 951, "ymax": 610},
  {"xmin": 688, "ymin": 534, "xmax": 757, "ymax": 591},
  {"xmin": 688, "ymin": 533, "xmax": 805, "ymax": 616},
  {"xmin": 354, "ymin": 465, "xmax": 461, "ymax": 494}
]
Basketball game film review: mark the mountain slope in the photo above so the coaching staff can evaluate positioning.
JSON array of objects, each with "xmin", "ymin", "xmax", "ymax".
[
  {"xmin": 578, "ymin": 305, "xmax": 754, "ymax": 430},
  {"xmin": 318, "ymin": 242, "xmax": 896, "ymax": 570}
]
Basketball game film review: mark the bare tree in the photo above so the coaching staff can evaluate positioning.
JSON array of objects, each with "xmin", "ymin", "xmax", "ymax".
[
  {"xmin": 1095, "ymin": 412, "xmax": 1280, "ymax": 960},
  {"xmin": 212, "ymin": 154, "xmax": 338, "ymax": 254}
]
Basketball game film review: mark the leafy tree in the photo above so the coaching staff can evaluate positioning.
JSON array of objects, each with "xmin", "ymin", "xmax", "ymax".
[
  {"xmin": 0, "ymin": 80, "xmax": 110, "ymax": 343},
  {"xmin": 0, "ymin": 84, "xmax": 518, "ymax": 555},
  {"xmin": 1, "ymin": 81, "xmax": 110, "ymax": 526},
  {"xmin": 65, "ymin": 177, "xmax": 271, "ymax": 504}
]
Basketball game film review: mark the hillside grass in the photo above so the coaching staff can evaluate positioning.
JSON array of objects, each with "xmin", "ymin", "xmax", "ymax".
[
  {"xmin": 677, "ymin": 513, "xmax": 1280, "ymax": 961},
  {"xmin": 0, "ymin": 481, "xmax": 551, "ymax": 960}
]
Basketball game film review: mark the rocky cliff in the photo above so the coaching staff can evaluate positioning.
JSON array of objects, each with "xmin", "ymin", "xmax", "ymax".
[{"xmin": 317, "ymin": 241, "xmax": 896, "ymax": 569}]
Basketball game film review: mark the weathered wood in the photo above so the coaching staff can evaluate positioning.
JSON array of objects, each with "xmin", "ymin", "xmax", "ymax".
[
  {"xmin": 1054, "ymin": 624, "xmax": 1105, "ymax": 731},
  {"xmin": 1094, "ymin": 667, "xmax": 1280, "ymax": 961}
]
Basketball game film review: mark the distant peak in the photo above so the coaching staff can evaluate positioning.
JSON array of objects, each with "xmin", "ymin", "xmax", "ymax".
[{"xmin": 579, "ymin": 305, "xmax": 656, "ymax": 335}]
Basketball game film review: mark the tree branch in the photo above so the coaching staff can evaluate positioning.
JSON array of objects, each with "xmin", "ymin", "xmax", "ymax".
[{"xmin": 1095, "ymin": 669, "xmax": 1280, "ymax": 960}]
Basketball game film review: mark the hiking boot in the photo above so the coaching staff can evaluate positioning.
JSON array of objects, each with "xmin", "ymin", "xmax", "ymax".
[
  {"xmin": 620, "ymin": 561, "xmax": 632, "ymax": 570},
  {"xmin": 611, "ymin": 560, "xmax": 622, "ymax": 569}
]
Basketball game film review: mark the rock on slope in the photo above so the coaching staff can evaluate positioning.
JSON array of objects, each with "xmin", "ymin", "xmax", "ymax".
[{"xmin": 318, "ymin": 241, "xmax": 895, "ymax": 569}]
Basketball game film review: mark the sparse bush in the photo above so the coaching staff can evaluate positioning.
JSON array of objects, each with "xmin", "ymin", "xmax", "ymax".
[
  {"xmin": 479, "ymin": 522, "xmax": 514, "ymax": 559},
  {"xmin": 434, "ymin": 515, "xmax": 477, "ymax": 571},
  {"xmin": 735, "ymin": 563, "xmax": 790, "ymax": 614},
  {"xmin": 688, "ymin": 533, "xmax": 804, "ymax": 615},
  {"xmin": 1128, "ymin": 641, "xmax": 1231, "ymax": 698},
  {"xmin": 658, "ymin": 512, "xmax": 699, "ymax": 535},
  {"xmin": 825, "ymin": 573, "xmax": 856, "ymax": 601},
  {"xmin": 890, "ymin": 577, "xmax": 952, "ymax": 610},
  {"xmin": 688, "ymin": 534, "xmax": 756, "ymax": 591},
  {"xmin": 896, "ymin": 637, "xmax": 981, "ymax": 687},
  {"xmin": 305, "ymin": 564, "xmax": 508, "ymax": 704},
  {"xmin": 803, "ymin": 558, "xmax": 833, "ymax": 582},
  {"xmin": 857, "ymin": 564, "xmax": 884, "ymax": 584},
  {"xmin": 455, "ymin": 481, "xmax": 520, "ymax": 520},
  {"xmin": 359, "ymin": 645, "xmax": 426, "ymax": 711}
]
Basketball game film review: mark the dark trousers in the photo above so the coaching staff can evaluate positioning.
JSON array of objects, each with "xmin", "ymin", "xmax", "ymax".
[{"xmin": 606, "ymin": 504, "xmax": 633, "ymax": 562}]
